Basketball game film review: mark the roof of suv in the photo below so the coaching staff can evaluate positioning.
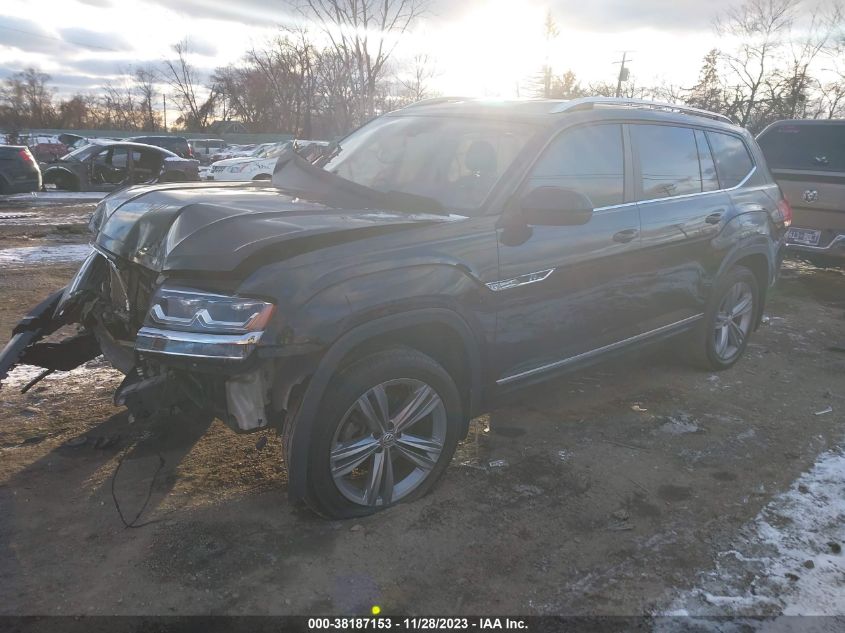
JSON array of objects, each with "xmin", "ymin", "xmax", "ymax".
[{"xmin": 393, "ymin": 97, "xmax": 737, "ymax": 130}]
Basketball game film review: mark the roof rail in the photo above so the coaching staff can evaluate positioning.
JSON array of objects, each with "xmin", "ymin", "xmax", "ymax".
[
  {"xmin": 402, "ymin": 96, "xmax": 471, "ymax": 109},
  {"xmin": 552, "ymin": 97, "xmax": 733, "ymax": 125}
]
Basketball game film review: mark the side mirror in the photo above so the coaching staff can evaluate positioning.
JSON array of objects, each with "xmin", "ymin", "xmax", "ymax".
[{"xmin": 520, "ymin": 186, "xmax": 594, "ymax": 226}]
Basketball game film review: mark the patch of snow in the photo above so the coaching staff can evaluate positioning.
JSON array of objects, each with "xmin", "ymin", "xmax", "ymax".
[
  {"xmin": 659, "ymin": 446, "xmax": 845, "ymax": 621},
  {"xmin": 0, "ymin": 244, "xmax": 91, "ymax": 267},
  {"xmin": 0, "ymin": 191, "xmax": 106, "ymax": 203},
  {"xmin": 1, "ymin": 358, "xmax": 122, "ymax": 391},
  {"xmin": 661, "ymin": 412, "xmax": 702, "ymax": 435}
]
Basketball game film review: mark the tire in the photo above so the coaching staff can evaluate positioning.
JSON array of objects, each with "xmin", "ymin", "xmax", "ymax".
[
  {"xmin": 688, "ymin": 265, "xmax": 759, "ymax": 370},
  {"xmin": 54, "ymin": 173, "xmax": 79, "ymax": 191},
  {"xmin": 304, "ymin": 347, "xmax": 463, "ymax": 519},
  {"xmin": 252, "ymin": 174, "xmax": 272, "ymax": 181}
]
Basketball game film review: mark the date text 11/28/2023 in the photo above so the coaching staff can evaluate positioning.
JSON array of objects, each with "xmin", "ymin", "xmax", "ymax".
[{"xmin": 307, "ymin": 617, "xmax": 529, "ymax": 630}]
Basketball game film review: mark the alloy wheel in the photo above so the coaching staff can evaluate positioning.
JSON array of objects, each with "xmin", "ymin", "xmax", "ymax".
[
  {"xmin": 330, "ymin": 378, "xmax": 447, "ymax": 507},
  {"xmin": 713, "ymin": 280, "xmax": 754, "ymax": 361}
]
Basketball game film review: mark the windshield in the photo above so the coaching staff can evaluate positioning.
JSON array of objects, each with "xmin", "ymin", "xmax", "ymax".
[
  {"xmin": 321, "ymin": 115, "xmax": 537, "ymax": 212},
  {"xmin": 60, "ymin": 143, "xmax": 102, "ymax": 161},
  {"xmin": 251, "ymin": 144, "xmax": 275, "ymax": 158},
  {"xmin": 262, "ymin": 142, "xmax": 292, "ymax": 159}
]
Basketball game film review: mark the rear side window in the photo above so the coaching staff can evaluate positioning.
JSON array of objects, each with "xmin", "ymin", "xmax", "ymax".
[
  {"xmin": 757, "ymin": 124, "xmax": 845, "ymax": 172},
  {"xmin": 695, "ymin": 130, "xmax": 720, "ymax": 192},
  {"xmin": 631, "ymin": 124, "xmax": 701, "ymax": 200},
  {"xmin": 527, "ymin": 124, "xmax": 625, "ymax": 208},
  {"xmin": 707, "ymin": 132, "xmax": 754, "ymax": 188}
]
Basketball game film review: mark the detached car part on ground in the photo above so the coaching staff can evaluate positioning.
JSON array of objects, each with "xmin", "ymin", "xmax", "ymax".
[
  {"xmin": 758, "ymin": 119, "xmax": 845, "ymax": 266},
  {"xmin": 42, "ymin": 141, "xmax": 199, "ymax": 192},
  {"xmin": 0, "ymin": 98, "xmax": 789, "ymax": 519}
]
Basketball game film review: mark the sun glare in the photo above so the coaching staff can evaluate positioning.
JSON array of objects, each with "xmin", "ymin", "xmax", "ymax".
[{"xmin": 434, "ymin": 0, "xmax": 546, "ymax": 97}]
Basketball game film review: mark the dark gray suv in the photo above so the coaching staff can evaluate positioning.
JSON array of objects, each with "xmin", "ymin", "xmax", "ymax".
[{"xmin": 1, "ymin": 98, "xmax": 789, "ymax": 518}]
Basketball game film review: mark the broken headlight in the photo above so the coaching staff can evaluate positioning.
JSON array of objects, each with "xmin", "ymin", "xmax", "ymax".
[{"xmin": 144, "ymin": 287, "xmax": 275, "ymax": 335}]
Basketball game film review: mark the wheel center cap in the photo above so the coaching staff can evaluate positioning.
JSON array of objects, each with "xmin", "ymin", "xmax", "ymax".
[{"xmin": 381, "ymin": 431, "xmax": 396, "ymax": 447}]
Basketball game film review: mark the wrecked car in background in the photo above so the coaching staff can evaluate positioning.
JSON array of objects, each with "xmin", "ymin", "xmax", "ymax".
[
  {"xmin": 42, "ymin": 141, "xmax": 199, "ymax": 192},
  {"xmin": 0, "ymin": 97, "xmax": 788, "ymax": 519}
]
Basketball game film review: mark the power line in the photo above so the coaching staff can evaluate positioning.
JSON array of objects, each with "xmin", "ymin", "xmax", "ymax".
[{"xmin": 0, "ymin": 24, "xmax": 122, "ymax": 53}]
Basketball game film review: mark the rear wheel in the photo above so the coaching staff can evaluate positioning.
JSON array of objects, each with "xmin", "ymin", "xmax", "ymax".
[
  {"xmin": 688, "ymin": 265, "xmax": 759, "ymax": 370},
  {"xmin": 252, "ymin": 174, "xmax": 271, "ymax": 181},
  {"xmin": 304, "ymin": 347, "xmax": 462, "ymax": 519}
]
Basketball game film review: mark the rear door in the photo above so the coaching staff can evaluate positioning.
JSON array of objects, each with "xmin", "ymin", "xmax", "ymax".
[
  {"xmin": 757, "ymin": 123, "xmax": 845, "ymax": 247},
  {"xmin": 493, "ymin": 123, "xmax": 645, "ymax": 386},
  {"xmin": 630, "ymin": 123, "xmax": 731, "ymax": 329}
]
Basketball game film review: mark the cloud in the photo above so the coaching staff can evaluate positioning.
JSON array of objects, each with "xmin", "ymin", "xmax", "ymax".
[
  {"xmin": 549, "ymin": 0, "xmax": 735, "ymax": 32},
  {"xmin": 143, "ymin": 0, "xmax": 300, "ymax": 27},
  {"xmin": 0, "ymin": 15, "xmax": 67, "ymax": 54},
  {"xmin": 58, "ymin": 27, "xmax": 130, "ymax": 52}
]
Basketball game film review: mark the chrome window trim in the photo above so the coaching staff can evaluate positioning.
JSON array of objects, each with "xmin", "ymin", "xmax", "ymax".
[
  {"xmin": 496, "ymin": 314, "xmax": 704, "ymax": 385},
  {"xmin": 591, "ymin": 166, "xmax": 757, "ymax": 213}
]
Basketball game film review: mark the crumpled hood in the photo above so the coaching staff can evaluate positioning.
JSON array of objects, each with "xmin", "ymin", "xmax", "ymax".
[{"xmin": 94, "ymin": 182, "xmax": 464, "ymax": 274}]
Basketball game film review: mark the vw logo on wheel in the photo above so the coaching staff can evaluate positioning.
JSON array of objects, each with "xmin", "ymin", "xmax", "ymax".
[{"xmin": 803, "ymin": 189, "xmax": 819, "ymax": 203}]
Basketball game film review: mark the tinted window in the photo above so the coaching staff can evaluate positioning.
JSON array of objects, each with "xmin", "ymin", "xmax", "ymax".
[
  {"xmin": 632, "ymin": 125, "xmax": 701, "ymax": 199},
  {"xmin": 527, "ymin": 124, "xmax": 625, "ymax": 208},
  {"xmin": 695, "ymin": 130, "xmax": 719, "ymax": 192},
  {"xmin": 757, "ymin": 124, "xmax": 845, "ymax": 172},
  {"xmin": 707, "ymin": 132, "xmax": 754, "ymax": 188}
]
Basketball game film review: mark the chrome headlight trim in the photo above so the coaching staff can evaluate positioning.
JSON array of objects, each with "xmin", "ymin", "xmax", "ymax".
[{"xmin": 135, "ymin": 327, "xmax": 264, "ymax": 360}]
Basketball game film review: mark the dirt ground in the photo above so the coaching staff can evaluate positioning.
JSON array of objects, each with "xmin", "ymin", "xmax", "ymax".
[{"xmin": 1, "ymin": 197, "xmax": 845, "ymax": 617}]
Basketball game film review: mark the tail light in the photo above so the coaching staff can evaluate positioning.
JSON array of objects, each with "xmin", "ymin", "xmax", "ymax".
[
  {"xmin": 777, "ymin": 197, "xmax": 793, "ymax": 228},
  {"xmin": 17, "ymin": 148, "xmax": 34, "ymax": 164}
]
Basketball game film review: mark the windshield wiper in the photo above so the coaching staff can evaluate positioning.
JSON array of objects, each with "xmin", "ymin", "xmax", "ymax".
[{"xmin": 274, "ymin": 151, "xmax": 447, "ymax": 214}]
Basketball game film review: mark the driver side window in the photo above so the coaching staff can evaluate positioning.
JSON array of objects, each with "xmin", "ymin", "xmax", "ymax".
[{"xmin": 526, "ymin": 124, "xmax": 625, "ymax": 208}]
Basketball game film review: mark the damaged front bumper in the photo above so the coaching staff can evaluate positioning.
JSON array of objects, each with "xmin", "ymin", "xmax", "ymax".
[
  {"xmin": 0, "ymin": 248, "xmax": 279, "ymax": 434},
  {"xmin": 0, "ymin": 289, "xmax": 101, "ymax": 382}
]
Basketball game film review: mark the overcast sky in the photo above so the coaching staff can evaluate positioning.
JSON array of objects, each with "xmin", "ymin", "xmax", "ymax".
[{"xmin": 0, "ymin": 0, "xmax": 749, "ymax": 104}]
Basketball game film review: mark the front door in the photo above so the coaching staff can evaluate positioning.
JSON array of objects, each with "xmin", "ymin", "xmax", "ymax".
[{"xmin": 493, "ymin": 122, "xmax": 644, "ymax": 387}]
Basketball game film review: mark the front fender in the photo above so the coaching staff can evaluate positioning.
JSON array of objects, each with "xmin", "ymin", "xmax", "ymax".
[{"xmin": 284, "ymin": 306, "xmax": 484, "ymax": 506}]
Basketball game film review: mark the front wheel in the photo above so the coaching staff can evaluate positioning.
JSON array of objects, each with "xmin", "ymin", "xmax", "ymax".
[
  {"xmin": 304, "ymin": 348, "xmax": 463, "ymax": 519},
  {"xmin": 689, "ymin": 265, "xmax": 759, "ymax": 370}
]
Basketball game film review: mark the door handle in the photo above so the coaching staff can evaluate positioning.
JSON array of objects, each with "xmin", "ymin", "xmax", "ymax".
[
  {"xmin": 705, "ymin": 211, "xmax": 725, "ymax": 225},
  {"xmin": 613, "ymin": 228, "xmax": 639, "ymax": 243}
]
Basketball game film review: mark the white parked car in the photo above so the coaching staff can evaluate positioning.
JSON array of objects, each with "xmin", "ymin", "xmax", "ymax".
[
  {"xmin": 207, "ymin": 142, "xmax": 290, "ymax": 181},
  {"xmin": 207, "ymin": 140, "xmax": 329, "ymax": 181}
]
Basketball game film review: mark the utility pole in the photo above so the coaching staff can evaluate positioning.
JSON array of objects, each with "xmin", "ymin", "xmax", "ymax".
[
  {"xmin": 614, "ymin": 51, "xmax": 632, "ymax": 98},
  {"xmin": 163, "ymin": 94, "xmax": 167, "ymax": 131}
]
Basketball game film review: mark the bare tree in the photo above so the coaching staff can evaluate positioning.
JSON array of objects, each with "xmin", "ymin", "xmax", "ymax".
[
  {"xmin": 540, "ymin": 10, "xmax": 560, "ymax": 98},
  {"xmin": 399, "ymin": 53, "xmax": 438, "ymax": 103},
  {"xmin": 134, "ymin": 66, "xmax": 160, "ymax": 131},
  {"xmin": 0, "ymin": 68, "xmax": 56, "ymax": 130},
  {"xmin": 162, "ymin": 40, "xmax": 219, "ymax": 131},
  {"xmin": 297, "ymin": 0, "xmax": 428, "ymax": 124},
  {"xmin": 716, "ymin": 0, "xmax": 798, "ymax": 127}
]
